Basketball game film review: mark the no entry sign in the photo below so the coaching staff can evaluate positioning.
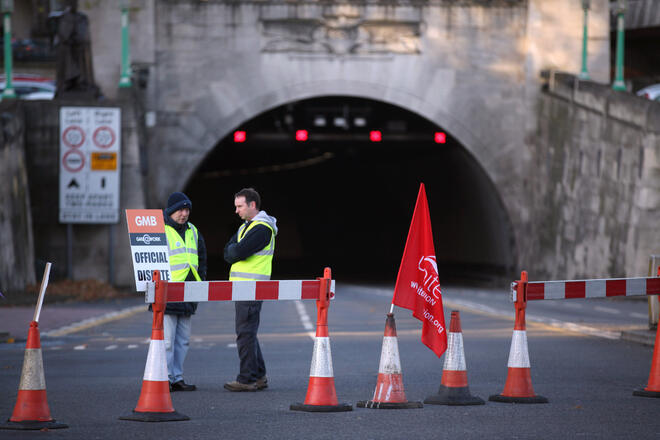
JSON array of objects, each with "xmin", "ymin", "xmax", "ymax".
[{"xmin": 59, "ymin": 107, "xmax": 121, "ymax": 224}]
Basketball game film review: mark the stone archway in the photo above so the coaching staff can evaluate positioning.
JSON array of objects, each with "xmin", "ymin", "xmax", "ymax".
[{"xmin": 180, "ymin": 95, "xmax": 517, "ymax": 283}]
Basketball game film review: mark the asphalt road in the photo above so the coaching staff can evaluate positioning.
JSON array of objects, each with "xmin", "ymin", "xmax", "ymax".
[{"xmin": 1, "ymin": 283, "xmax": 659, "ymax": 439}]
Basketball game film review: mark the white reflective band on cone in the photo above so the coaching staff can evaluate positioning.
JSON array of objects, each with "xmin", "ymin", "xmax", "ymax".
[
  {"xmin": 443, "ymin": 332, "xmax": 466, "ymax": 371},
  {"xmin": 378, "ymin": 336, "xmax": 402, "ymax": 374},
  {"xmin": 143, "ymin": 339, "xmax": 168, "ymax": 381},
  {"xmin": 309, "ymin": 337, "xmax": 333, "ymax": 378},
  {"xmin": 507, "ymin": 330, "xmax": 531, "ymax": 368},
  {"xmin": 18, "ymin": 349, "xmax": 46, "ymax": 390}
]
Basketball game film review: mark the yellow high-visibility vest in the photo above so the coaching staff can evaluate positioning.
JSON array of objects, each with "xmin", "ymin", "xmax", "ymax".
[
  {"xmin": 229, "ymin": 221, "xmax": 275, "ymax": 281},
  {"xmin": 165, "ymin": 222, "xmax": 201, "ymax": 282}
]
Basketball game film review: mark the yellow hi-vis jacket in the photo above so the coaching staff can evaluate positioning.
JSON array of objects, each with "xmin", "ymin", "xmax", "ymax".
[
  {"xmin": 165, "ymin": 222, "xmax": 202, "ymax": 282},
  {"xmin": 229, "ymin": 221, "xmax": 275, "ymax": 281}
]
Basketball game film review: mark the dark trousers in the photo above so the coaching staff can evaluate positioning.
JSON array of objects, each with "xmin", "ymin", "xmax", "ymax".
[{"xmin": 235, "ymin": 301, "xmax": 266, "ymax": 384}]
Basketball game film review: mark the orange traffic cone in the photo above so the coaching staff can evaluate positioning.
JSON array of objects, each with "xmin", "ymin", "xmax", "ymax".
[
  {"xmin": 633, "ymin": 294, "xmax": 660, "ymax": 398},
  {"xmin": 291, "ymin": 268, "xmax": 352, "ymax": 412},
  {"xmin": 0, "ymin": 321, "xmax": 68, "ymax": 430},
  {"xmin": 357, "ymin": 313, "xmax": 422, "ymax": 409},
  {"xmin": 424, "ymin": 311, "xmax": 484, "ymax": 405},
  {"xmin": 490, "ymin": 271, "xmax": 548, "ymax": 404},
  {"xmin": 120, "ymin": 273, "xmax": 189, "ymax": 422}
]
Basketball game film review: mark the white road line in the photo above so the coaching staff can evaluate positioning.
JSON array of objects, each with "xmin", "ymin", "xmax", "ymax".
[
  {"xmin": 562, "ymin": 302, "xmax": 583, "ymax": 309},
  {"xmin": 105, "ymin": 345, "xmax": 118, "ymax": 351},
  {"xmin": 73, "ymin": 345, "xmax": 87, "ymax": 350},
  {"xmin": 43, "ymin": 305, "xmax": 147, "ymax": 337},
  {"xmin": 227, "ymin": 343, "xmax": 237, "ymax": 348},
  {"xmin": 594, "ymin": 306, "xmax": 620, "ymax": 315},
  {"xmin": 630, "ymin": 312, "xmax": 648, "ymax": 319},
  {"xmin": 127, "ymin": 344, "xmax": 138, "ymax": 349},
  {"xmin": 294, "ymin": 300, "xmax": 315, "ymax": 340}
]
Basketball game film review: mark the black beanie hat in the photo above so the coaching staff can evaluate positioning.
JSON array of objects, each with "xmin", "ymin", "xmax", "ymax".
[{"xmin": 166, "ymin": 192, "xmax": 192, "ymax": 216}]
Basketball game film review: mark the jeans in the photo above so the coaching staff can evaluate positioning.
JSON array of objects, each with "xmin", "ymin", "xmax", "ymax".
[
  {"xmin": 163, "ymin": 313, "xmax": 192, "ymax": 384},
  {"xmin": 235, "ymin": 301, "xmax": 266, "ymax": 384}
]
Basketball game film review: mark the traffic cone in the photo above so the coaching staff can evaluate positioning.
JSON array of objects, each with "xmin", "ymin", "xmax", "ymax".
[
  {"xmin": 357, "ymin": 313, "xmax": 422, "ymax": 409},
  {"xmin": 489, "ymin": 271, "xmax": 548, "ymax": 404},
  {"xmin": 120, "ymin": 273, "xmax": 189, "ymax": 422},
  {"xmin": 0, "ymin": 321, "xmax": 68, "ymax": 430},
  {"xmin": 424, "ymin": 311, "xmax": 484, "ymax": 405},
  {"xmin": 633, "ymin": 294, "xmax": 660, "ymax": 398},
  {"xmin": 291, "ymin": 268, "xmax": 352, "ymax": 412}
]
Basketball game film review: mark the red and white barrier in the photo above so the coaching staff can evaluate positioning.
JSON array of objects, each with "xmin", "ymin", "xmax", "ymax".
[
  {"xmin": 511, "ymin": 276, "xmax": 660, "ymax": 301},
  {"xmin": 145, "ymin": 280, "xmax": 336, "ymax": 303}
]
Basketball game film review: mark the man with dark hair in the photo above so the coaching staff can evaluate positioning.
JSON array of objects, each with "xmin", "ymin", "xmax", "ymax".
[
  {"xmin": 162, "ymin": 191, "xmax": 207, "ymax": 391},
  {"xmin": 223, "ymin": 188, "xmax": 277, "ymax": 391}
]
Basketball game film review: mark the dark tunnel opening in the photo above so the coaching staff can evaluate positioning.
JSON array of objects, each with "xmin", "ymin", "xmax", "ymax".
[{"xmin": 185, "ymin": 96, "xmax": 516, "ymax": 285}]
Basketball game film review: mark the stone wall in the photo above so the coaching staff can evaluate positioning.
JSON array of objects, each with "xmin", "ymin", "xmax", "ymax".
[
  {"xmin": 22, "ymin": 94, "xmax": 146, "ymax": 288},
  {"xmin": 528, "ymin": 72, "xmax": 660, "ymax": 279},
  {"xmin": 0, "ymin": 103, "xmax": 36, "ymax": 295}
]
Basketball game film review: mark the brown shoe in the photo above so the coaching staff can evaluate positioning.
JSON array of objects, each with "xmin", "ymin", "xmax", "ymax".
[
  {"xmin": 256, "ymin": 376, "xmax": 268, "ymax": 390},
  {"xmin": 224, "ymin": 380, "xmax": 257, "ymax": 392}
]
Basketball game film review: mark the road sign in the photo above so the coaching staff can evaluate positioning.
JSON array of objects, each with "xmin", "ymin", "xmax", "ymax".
[{"xmin": 59, "ymin": 107, "xmax": 121, "ymax": 224}]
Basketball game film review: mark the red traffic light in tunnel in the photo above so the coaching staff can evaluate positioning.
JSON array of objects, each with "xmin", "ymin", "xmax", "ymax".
[
  {"xmin": 434, "ymin": 132, "xmax": 447, "ymax": 144},
  {"xmin": 369, "ymin": 130, "xmax": 382, "ymax": 142},
  {"xmin": 234, "ymin": 130, "xmax": 246, "ymax": 143},
  {"xmin": 295, "ymin": 130, "xmax": 309, "ymax": 141}
]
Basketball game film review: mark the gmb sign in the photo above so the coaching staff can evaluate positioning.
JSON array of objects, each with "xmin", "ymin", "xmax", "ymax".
[
  {"xmin": 126, "ymin": 209, "xmax": 171, "ymax": 291},
  {"xmin": 59, "ymin": 107, "xmax": 121, "ymax": 224}
]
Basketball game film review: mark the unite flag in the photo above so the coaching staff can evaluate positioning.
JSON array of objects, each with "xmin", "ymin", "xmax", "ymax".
[{"xmin": 391, "ymin": 183, "xmax": 447, "ymax": 358}]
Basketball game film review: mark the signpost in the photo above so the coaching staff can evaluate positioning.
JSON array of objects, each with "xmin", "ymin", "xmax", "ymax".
[{"xmin": 59, "ymin": 107, "xmax": 122, "ymax": 282}]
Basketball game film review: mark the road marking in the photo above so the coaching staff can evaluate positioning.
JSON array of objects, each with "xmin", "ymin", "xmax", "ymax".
[
  {"xmin": 562, "ymin": 302, "xmax": 583, "ymax": 309},
  {"xmin": 42, "ymin": 305, "xmax": 147, "ymax": 337},
  {"xmin": 127, "ymin": 344, "xmax": 138, "ymax": 349},
  {"xmin": 73, "ymin": 344, "xmax": 87, "ymax": 350},
  {"xmin": 630, "ymin": 312, "xmax": 647, "ymax": 319},
  {"xmin": 294, "ymin": 300, "xmax": 315, "ymax": 340},
  {"xmin": 105, "ymin": 345, "xmax": 118, "ymax": 350},
  {"xmin": 594, "ymin": 306, "xmax": 619, "ymax": 314},
  {"xmin": 227, "ymin": 343, "xmax": 237, "ymax": 348}
]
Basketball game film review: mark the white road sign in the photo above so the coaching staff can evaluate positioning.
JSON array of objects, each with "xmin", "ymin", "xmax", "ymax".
[{"xmin": 59, "ymin": 107, "xmax": 121, "ymax": 224}]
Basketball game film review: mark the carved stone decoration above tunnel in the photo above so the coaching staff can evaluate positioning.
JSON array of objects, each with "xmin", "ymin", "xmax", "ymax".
[{"xmin": 260, "ymin": 8, "xmax": 423, "ymax": 56}]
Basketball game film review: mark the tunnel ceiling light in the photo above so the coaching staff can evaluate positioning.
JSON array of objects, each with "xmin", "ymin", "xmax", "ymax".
[
  {"xmin": 369, "ymin": 130, "xmax": 382, "ymax": 142},
  {"xmin": 295, "ymin": 129, "xmax": 309, "ymax": 141},
  {"xmin": 434, "ymin": 132, "xmax": 447, "ymax": 144},
  {"xmin": 234, "ymin": 130, "xmax": 247, "ymax": 143},
  {"xmin": 333, "ymin": 117, "xmax": 347, "ymax": 128},
  {"xmin": 313, "ymin": 116, "xmax": 326, "ymax": 127},
  {"xmin": 353, "ymin": 117, "xmax": 367, "ymax": 127}
]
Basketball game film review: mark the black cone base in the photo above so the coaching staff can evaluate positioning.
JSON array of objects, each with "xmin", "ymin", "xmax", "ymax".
[
  {"xmin": 489, "ymin": 394, "xmax": 548, "ymax": 404},
  {"xmin": 633, "ymin": 388, "xmax": 660, "ymax": 398},
  {"xmin": 0, "ymin": 419, "xmax": 68, "ymax": 430},
  {"xmin": 424, "ymin": 386, "xmax": 485, "ymax": 406},
  {"xmin": 356, "ymin": 400, "xmax": 423, "ymax": 409},
  {"xmin": 290, "ymin": 402, "xmax": 352, "ymax": 412},
  {"xmin": 119, "ymin": 410, "xmax": 190, "ymax": 422}
]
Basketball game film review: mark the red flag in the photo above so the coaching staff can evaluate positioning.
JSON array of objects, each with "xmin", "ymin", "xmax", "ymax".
[{"xmin": 392, "ymin": 183, "xmax": 447, "ymax": 358}]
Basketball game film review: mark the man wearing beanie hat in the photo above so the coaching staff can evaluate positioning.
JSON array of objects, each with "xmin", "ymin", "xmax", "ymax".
[{"xmin": 162, "ymin": 191, "xmax": 207, "ymax": 391}]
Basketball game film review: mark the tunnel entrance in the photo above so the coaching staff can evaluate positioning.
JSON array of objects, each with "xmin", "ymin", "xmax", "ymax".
[{"xmin": 185, "ymin": 96, "xmax": 515, "ymax": 284}]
